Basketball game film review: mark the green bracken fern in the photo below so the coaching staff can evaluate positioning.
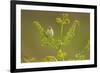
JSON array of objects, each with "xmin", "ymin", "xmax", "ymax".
[{"xmin": 32, "ymin": 13, "xmax": 80, "ymax": 61}]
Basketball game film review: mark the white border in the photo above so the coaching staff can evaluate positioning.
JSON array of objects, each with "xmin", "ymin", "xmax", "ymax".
[{"xmin": 16, "ymin": 4, "xmax": 94, "ymax": 69}]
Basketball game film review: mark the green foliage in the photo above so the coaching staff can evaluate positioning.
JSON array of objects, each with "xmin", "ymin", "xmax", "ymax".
[
  {"xmin": 56, "ymin": 49, "xmax": 67, "ymax": 61},
  {"xmin": 33, "ymin": 14, "xmax": 80, "ymax": 51},
  {"xmin": 23, "ymin": 49, "xmax": 67, "ymax": 62},
  {"xmin": 23, "ymin": 57, "xmax": 37, "ymax": 62},
  {"xmin": 31, "ymin": 13, "xmax": 89, "ymax": 62},
  {"xmin": 23, "ymin": 13, "xmax": 90, "ymax": 62},
  {"xmin": 43, "ymin": 56, "xmax": 57, "ymax": 62},
  {"xmin": 75, "ymin": 53, "xmax": 85, "ymax": 60},
  {"xmin": 75, "ymin": 40, "xmax": 90, "ymax": 60},
  {"xmin": 33, "ymin": 21, "xmax": 58, "ymax": 50},
  {"xmin": 84, "ymin": 40, "xmax": 90, "ymax": 50},
  {"xmin": 63, "ymin": 20, "xmax": 80, "ymax": 46},
  {"xmin": 43, "ymin": 49, "xmax": 67, "ymax": 61},
  {"xmin": 33, "ymin": 21, "xmax": 44, "ymax": 33},
  {"xmin": 56, "ymin": 13, "xmax": 70, "ymax": 25},
  {"xmin": 56, "ymin": 13, "xmax": 70, "ymax": 47},
  {"xmin": 23, "ymin": 40, "xmax": 89, "ymax": 62}
]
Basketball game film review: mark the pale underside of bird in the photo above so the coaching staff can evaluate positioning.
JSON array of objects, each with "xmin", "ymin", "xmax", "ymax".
[{"xmin": 46, "ymin": 26, "xmax": 54, "ymax": 37}]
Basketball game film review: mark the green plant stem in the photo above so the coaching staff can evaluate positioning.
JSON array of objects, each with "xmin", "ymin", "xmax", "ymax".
[
  {"xmin": 61, "ymin": 49, "xmax": 65, "ymax": 61},
  {"xmin": 61, "ymin": 24, "xmax": 64, "ymax": 40},
  {"xmin": 54, "ymin": 57, "xmax": 58, "ymax": 61},
  {"xmin": 60, "ymin": 23, "xmax": 64, "ymax": 53}
]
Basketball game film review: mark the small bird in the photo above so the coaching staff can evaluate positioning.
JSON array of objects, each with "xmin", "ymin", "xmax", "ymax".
[{"xmin": 46, "ymin": 26, "xmax": 54, "ymax": 37}]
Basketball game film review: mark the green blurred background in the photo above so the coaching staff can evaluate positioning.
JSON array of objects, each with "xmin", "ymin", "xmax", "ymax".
[{"xmin": 21, "ymin": 10, "xmax": 90, "ymax": 63}]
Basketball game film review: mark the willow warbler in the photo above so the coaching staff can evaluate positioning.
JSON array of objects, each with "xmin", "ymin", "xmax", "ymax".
[{"xmin": 46, "ymin": 26, "xmax": 54, "ymax": 37}]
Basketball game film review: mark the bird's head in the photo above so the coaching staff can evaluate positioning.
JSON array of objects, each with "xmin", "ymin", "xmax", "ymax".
[{"xmin": 48, "ymin": 26, "xmax": 52, "ymax": 30}]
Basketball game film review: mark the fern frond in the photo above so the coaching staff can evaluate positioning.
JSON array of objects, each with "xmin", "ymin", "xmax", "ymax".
[{"xmin": 63, "ymin": 20, "xmax": 80, "ymax": 46}]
